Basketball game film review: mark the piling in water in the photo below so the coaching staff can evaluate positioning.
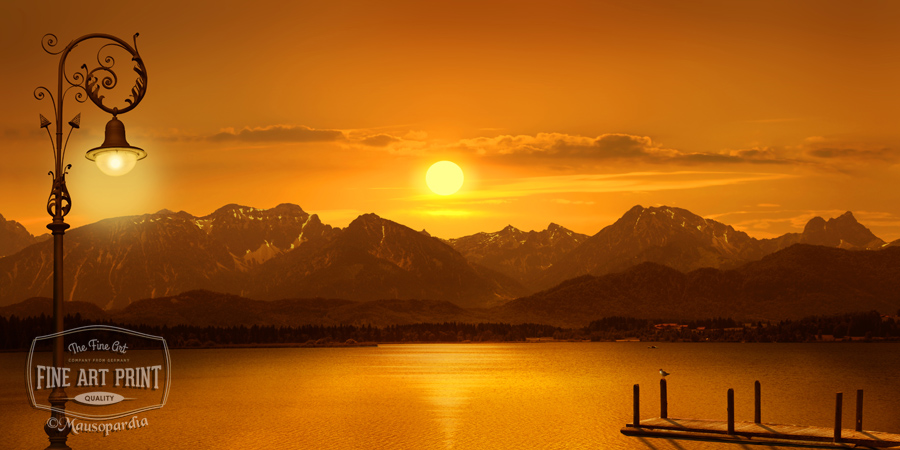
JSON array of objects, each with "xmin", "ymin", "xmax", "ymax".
[
  {"xmin": 633, "ymin": 384, "xmax": 640, "ymax": 426},
  {"xmin": 727, "ymin": 388, "xmax": 735, "ymax": 434},
  {"xmin": 856, "ymin": 389, "xmax": 863, "ymax": 432},
  {"xmin": 835, "ymin": 392, "xmax": 843, "ymax": 443},
  {"xmin": 660, "ymin": 379, "xmax": 668, "ymax": 419},
  {"xmin": 754, "ymin": 380, "xmax": 761, "ymax": 423}
]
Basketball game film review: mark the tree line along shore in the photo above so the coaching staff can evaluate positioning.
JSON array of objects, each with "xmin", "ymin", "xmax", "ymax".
[{"xmin": 2, "ymin": 310, "xmax": 899, "ymax": 351}]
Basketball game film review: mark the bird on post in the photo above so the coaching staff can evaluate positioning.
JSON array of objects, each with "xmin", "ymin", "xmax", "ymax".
[{"xmin": 659, "ymin": 369, "xmax": 670, "ymax": 377}]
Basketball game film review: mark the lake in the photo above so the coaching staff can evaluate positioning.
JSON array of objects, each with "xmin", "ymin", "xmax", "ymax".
[{"xmin": 2, "ymin": 343, "xmax": 899, "ymax": 449}]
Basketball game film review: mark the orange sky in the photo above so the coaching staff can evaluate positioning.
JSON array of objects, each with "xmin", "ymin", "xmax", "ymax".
[{"xmin": 2, "ymin": 0, "xmax": 900, "ymax": 241}]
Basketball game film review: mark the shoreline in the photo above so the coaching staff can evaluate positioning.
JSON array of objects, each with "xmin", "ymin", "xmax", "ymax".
[{"xmin": 4, "ymin": 338, "xmax": 898, "ymax": 353}]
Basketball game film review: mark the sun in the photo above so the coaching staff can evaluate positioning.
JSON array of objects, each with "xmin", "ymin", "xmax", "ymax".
[{"xmin": 426, "ymin": 161, "xmax": 464, "ymax": 195}]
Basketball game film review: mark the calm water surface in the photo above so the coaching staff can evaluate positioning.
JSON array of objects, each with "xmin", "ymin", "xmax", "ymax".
[{"xmin": 2, "ymin": 343, "xmax": 899, "ymax": 449}]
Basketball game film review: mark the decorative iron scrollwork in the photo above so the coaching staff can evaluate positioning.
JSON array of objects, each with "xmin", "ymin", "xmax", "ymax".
[
  {"xmin": 46, "ymin": 165, "xmax": 72, "ymax": 218},
  {"xmin": 38, "ymin": 33, "xmax": 148, "ymax": 116},
  {"xmin": 35, "ymin": 33, "xmax": 149, "ymax": 220}
]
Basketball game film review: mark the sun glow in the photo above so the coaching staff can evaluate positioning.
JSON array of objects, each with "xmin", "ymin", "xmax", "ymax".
[{"xmin": 426, "ymin": 161, "xmax": 464, "ymax": 195}]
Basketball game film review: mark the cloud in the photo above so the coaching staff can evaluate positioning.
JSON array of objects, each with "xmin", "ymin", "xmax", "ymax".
[
  {"xmin": 457, "ymin": 133, "xmax": 678, "ymax": 160},
  {"xmin": 360, "ymin": 134, "xmax": 401, "ymax": 147},
  {"xmin": 451, "ymin": 132, "xmax": 789, "ymax": 166},
  {"xmin": 0, "ymin": 126, "xmax": 44, "ymax": 141},
  {"xmin": 800, "ymin": 137, "xmax": 898, "ymax": 163},
  {"xmin": 725, "ymin": 147, "xmax": 790, "ymax": 163},
  {"xmin": 2, "ymin": 127, "xmax": 22, "ymax": 139},
  {"xmin": 209, "ymin": 125, "xmax": 345, "ymax": 143},
  {"xmin": 806, "ymin": 147, "xmax": 896, "ymax": 161}
]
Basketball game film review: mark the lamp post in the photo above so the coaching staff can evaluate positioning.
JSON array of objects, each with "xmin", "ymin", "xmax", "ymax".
[{"xmin": 34, "ymin": 33, "xmax": 148, "ymax": 450}]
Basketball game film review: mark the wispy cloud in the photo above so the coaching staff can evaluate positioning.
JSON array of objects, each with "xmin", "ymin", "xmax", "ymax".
[
  {"xmin": 209, "ymin": 125, "xmax": 345, "ymax": 143},
  {"xmin": 449, "ymin": 132, "xmax": 793, "ymax": 166},
  {"xmin": 360, "ymin": 134, "xmax": 401, "ymax": 147},
  {"xmin": 799, "ymin": 136, "xmax": 898, "ymax": 164},
  {"xmin": 458, "ymin": 171, "xmax": 795, "ymax": 200},
  {"xmin": 456, "ymin": 133, "xmax": 678, "ymax": 160},
  {"xmin": 806, "ymin": 147, "xmax": 897, "ymax": 162}
]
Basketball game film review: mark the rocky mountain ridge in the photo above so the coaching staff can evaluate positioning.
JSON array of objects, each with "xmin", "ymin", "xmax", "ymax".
[
  {"xmin": 445, "ymin": 223, "xmax": 588, "ymax": 289},
  {"xmin": 0, "ymin": 214, "xmax": 48, "ymax": 258},
  {"xmin": 0, "ymin": 203, "xmax": 892, "ymax": 312}
]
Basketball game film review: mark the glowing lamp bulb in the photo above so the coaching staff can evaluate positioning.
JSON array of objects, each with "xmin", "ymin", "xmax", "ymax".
[
  {"xmin": 85, "ymin": 116, "xmax": 147, "ymax": 177},
  {"xmin": 94, "ymin": 150, "xmax": 138, "ymax": 176}
]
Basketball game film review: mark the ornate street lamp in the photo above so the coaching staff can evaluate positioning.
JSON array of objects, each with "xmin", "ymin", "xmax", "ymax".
[{"xmin": 34, "ymin": 33, "xmax": 148, "ymax": 449}]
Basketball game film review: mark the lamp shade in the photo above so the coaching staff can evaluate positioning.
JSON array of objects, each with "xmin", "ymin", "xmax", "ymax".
[{"xmin": 85, "ymin": 116, "xmax": 147, "ymax": 176}]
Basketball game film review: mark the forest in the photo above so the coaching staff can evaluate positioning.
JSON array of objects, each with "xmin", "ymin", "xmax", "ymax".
[{"xmin": 1, "ymin": 310, "xmax": 898, "ymax": 350}]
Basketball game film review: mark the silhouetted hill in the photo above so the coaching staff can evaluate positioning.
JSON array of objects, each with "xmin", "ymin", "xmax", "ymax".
[
  {"xmin": 34, "ymin": 290, "xmax": 485, "ymax": 328},
  {"xmin": 110, "ymin": 290, "xmax": 355, "ymax": 327},
  {"xmin": 0, "ymin": 297, "xmax": 107, "ymax": 321},
  {"xmin": 496, "ymin": 245, "xmax": 900, "ymax": 327}
]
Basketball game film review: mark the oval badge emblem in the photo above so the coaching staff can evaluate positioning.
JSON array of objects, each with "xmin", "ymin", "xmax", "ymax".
[{"xmin": 74, "ymin": 392, "xmax": 126, "ymax": 406}]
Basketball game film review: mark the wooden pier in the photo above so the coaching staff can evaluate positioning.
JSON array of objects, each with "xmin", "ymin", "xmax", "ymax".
[{"xmin": 621, "ymin": 380, "xmax": 900, "ymax": 448}]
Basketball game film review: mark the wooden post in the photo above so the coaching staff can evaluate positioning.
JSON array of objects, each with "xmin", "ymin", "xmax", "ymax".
[
  {"xmin": 754, "ymin": 380, "xmax": 761, "ymax": 424},
  {"xmin": 856, "ymin": 389, "xmax": 863, "ymax": 432},
  {"xmin": 835, "ymin": 392, "xmax": 843, "ymax": 443},
  {"xmin": 633, "ymin": 384, "xmax": 640, "ymax": 427},
  {"xmin": 727, "ymin": 388, "xmax": 735, "ymax": 434},
  {"xmin": 660, "ymin": 379, "xmax": 668, "ymax": 419}
]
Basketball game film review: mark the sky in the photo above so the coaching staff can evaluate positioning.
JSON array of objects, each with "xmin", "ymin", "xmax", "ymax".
[{"xmin": 2, "ymin": 0, "xmax": 900, "ymax": 241}]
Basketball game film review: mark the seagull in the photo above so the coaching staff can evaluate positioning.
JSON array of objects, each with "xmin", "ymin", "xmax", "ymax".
[{"xmin": 659, "ymin": 369, "xmax": 670, "ymax": 377}]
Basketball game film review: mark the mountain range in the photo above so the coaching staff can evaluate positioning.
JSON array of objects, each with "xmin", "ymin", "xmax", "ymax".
[
  {"xmin": 1, "ymin": 204, "xmax": 898, "ymax": 324},
  {"xmin": 534, "ymin": 206, "xmax": 887, "ymax": 290},
  {"xmin": 0, "ymin": 204, "xmax": 520, "ymax": 309},
  {"xmin": 4, "ymin": 244, "xmax": 899, "ymax": 328}
]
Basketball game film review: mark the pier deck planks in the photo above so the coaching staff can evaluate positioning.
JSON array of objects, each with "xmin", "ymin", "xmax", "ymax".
[{"xmin": 621, "ymin": 417, "xmax": 900, "ymax": 448}]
